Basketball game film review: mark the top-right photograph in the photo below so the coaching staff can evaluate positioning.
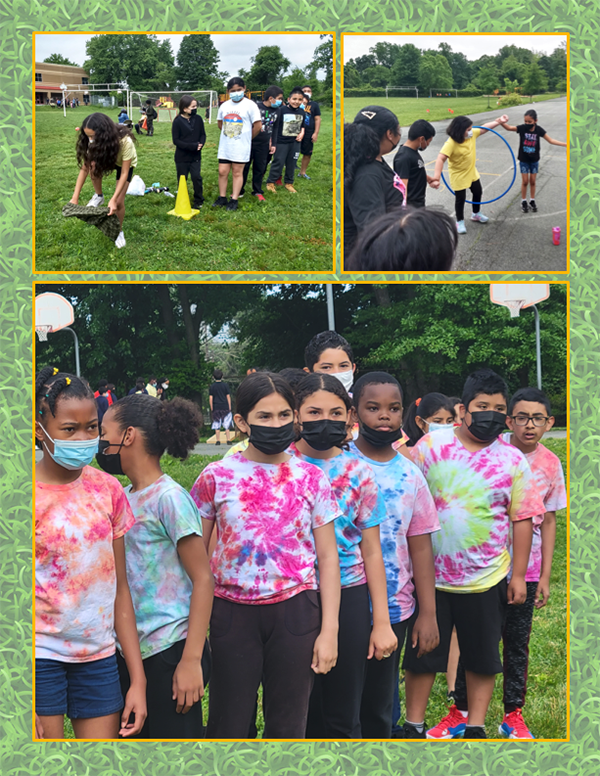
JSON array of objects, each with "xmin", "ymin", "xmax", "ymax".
[{"xmin": 341, "ymin": 34, "xmax": 568, "ymax": 274}]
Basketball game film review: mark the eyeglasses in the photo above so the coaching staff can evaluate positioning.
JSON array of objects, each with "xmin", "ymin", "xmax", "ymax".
[{"xmin": 510, "ymin": 415, "xmax": 550, "ymax": 427}]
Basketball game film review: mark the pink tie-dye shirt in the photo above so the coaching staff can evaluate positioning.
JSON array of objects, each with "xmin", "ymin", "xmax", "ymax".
[
  {"xmin": 35, "ymin": 466, "xmax": 135, "ymax": 662},
  {"xmin": 190, "ymin": 453, "xmax": 341, "ymax": 604},
  {"xmin": 412, "ymin": 427, "xmax": 546, "ymax": 593},
  {"xmin": 502, "ymin": 434, "xmax": 567, "ymax": 581}
]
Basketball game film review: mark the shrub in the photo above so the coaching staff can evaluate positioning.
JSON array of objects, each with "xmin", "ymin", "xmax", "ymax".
[{"xmin": 497, "ymin": 93, "xmax": 524, "ymax": 107}]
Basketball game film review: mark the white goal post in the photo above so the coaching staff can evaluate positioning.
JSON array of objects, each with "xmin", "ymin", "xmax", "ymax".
[
  {"xmin": 385, "ymin": 86, "xmax": 419, "ymax": 99},
  {"xmin": 128, "ymin": 90, "xmax": 218, "ymax": 124},
  {"xmin": 429, "ymin": 88, "xmax": 458, "ymax": 98}
]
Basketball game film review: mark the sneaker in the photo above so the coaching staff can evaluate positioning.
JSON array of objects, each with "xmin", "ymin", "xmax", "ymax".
[
  {"xmin": 529, "ymin": 199, "xmax": 538, "ymax": 212},
  {"xmin": 238, "ymin": 192, "xmax": 245, "ymax": 198},
  {"xmin": 521, "ymin": 200, "xmax": 529, "ymax": 213},
  {"xmin": 192, "ymin": 202, "xmax": 204, "ymax": 209},
  {"xmin": 226, "ymin": 198, "xmax": 238, "ymax": 211},
  {"xmin": 470, "ymin": 212, "xmax": 489, "ymax": 223},
  {"xmin": 115, "ymin": 231, "xmax": 126, "ymax": 249},
  {"xmin": 266, "ymin": 183, "xmax": 277, "ymax": 193},
  {"xmin": 456, "ymin": 220, "xmax": 467, "ymax": 235},
  {"xmin": 463, "ymin": 726, "xmax": 487, "ymax": 739},
  {"xmin": 212, "ymin": 196, "xmax": 228, "ymax": 207},
  {"xmin": 227, "ymin": 439, "xmax": 234, "ymax": 445},
  {"xmin": 275, "ymin": 177, "xmax": 283, "ymax": 186},
  {"xmin": 215, "ymin": 441, "xmax": 221, "ymax": 446},
  {"xmin": 395, "ymin": 722, "xmax": 426, "ymax": 739},
  {"xmin": 254, "ymin": 193, "xmax": 266, "ymax": 202},
  {"xmin": 86, "ymin": 193, "xmax": 104, "ymax": 207},
  {"xmin": 499, "ymin": 710, "xmax": 535, "ymax": 740},
  {"xmin": 298, "ymin": 172, "xmax": 311, "ymax": 179},
  {"xmin": 426, "ymin": 705, "xmax": 467, "ymax": 740},
  {"xmin": 285, "ymin": 184, "xmax": 298, "ymax": 194}
]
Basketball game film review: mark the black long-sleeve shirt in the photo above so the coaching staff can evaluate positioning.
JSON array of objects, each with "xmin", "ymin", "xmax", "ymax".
[{"xmin": 171, "ymin": 114, "xmax": 207, "ymax": 162}]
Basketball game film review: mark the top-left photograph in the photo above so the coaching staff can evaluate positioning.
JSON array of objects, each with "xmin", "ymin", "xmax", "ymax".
[{"xmin": 33, "ymin": 32, "xmax": 335, "ymax": 274}]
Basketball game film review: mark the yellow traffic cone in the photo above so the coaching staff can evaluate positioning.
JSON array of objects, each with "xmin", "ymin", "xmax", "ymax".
[{"xmin": 167, "ymin": 175, "xmax": 199, "ymax": 220}]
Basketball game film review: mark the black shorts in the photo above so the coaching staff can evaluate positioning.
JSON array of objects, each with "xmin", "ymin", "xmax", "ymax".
[
  {"xmin": 403, "ymin": 578, "xmax": 508, "ymax": 676},
  {"xmin": 115, "ymin": 165, "xmax": 135, "ymax": 182},
  {"xmin": 300, "ymin": 136, "xmax": 314, "ymax": 156},
  {"xmin": 218, "ymin": 158, "xmax": 247, "ymax": 166}
]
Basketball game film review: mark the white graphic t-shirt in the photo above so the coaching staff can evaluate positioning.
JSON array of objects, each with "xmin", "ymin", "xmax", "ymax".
[{"xmin": 217, "ymin": 98, "xmax": 262, "ymax": 163}]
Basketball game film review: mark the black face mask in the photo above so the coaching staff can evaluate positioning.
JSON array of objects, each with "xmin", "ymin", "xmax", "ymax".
[
  {"xmin": 96, "ymin": 432, "xmax": 126, "ymax": 475},
  {"xmin": 466, "ymin": 410, "xmax": 507, "ymax": 441},
  {"xmin": 190, "ymin": 108, "xmax": 197, "ymax": 115},
  {"xmin": 249, "ymin": 421, "xmax": 296, "ymax": 456},
  {"xmin": 359, "ymin": 421, "xmax": 404, "ymax": 448},
  {"xmin": 300, "ymin": 419, "xmax": 348, "ymax": 451}
]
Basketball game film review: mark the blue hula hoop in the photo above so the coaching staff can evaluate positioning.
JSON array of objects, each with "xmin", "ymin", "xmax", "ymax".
[{"xmin": 441, "ymin": 127, "xmax": 517, "ymax": 205}]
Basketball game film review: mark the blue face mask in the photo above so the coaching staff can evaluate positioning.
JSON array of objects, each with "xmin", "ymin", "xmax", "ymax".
[
  {"xmin": 230, "ymin": 91, "xmax": 244, "ymax": 102},
  {"xmin": 427, "ymin": 422, "xmax": 451, "ymax": 434},
  {"xmin": 273, "ymin": 99, "xmax": 282, "ymax": 107},
  {"xmin": 39, "ymin": 423, "xmax": 99, "ymax": 471}
]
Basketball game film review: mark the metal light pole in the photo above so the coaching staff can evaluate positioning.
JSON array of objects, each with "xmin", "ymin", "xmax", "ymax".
[
  {"xmin": 62, "ymin": 327, "xmax": 81, "ymax": 377},
  {"xmin": 60, "ymin": 83, "xmax": 67, "ymax": 117},
  {"xmin": 325, "ymin": 284, "xmax": 335, "ymax": 331},
  {"xmin": 532, "ymin": 305, "xmax": 542, "ymax": 390}
]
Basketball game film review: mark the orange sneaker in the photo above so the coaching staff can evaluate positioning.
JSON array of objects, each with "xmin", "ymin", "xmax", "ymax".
[
  {"xmin": 426, "ymin": 705, "xmax": 467, "ymax": 740},
  {"xmin": 266, "ymin": 183, "xmax": 277, "ymax": 193},
  {"xmin": 285, "ymin": 184, "xmax": 298, "ymax": 193}
]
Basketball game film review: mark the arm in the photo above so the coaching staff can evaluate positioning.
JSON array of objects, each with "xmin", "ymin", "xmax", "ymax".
[
  {"xmin": 430, "ymin": 153, "xmax": 449, "ymax": 183},
  {"xmin": 113, "ymin": 537, "xmax": 147, "ymax": 737},
  {"xmin": 312, "ymin": 115, "xmax": 321, "ymax": 141},
  {"xmin": 542, "ymin": 134, "xmax": 567, "ymax": 147},
  {"xmin": 172, "ymin": 118, "xmax": 203, "ymax": 153},
  {"xmin": 311, "ymin": 521, "xmax": 340, "ymax": 674},
  {"xmin": 508, "ymin": 518, "xmax": 533, "ymax": 605},
  {"xmin": 172, "ymin": 534, "xmax": 214, "ymax": 712},
  {"xmin": 479, "ymin": 114, "xmax": 509, "ymax": 135},
  {"xmin": 360, "ymin": 526, "xmax": 397, "ymax": 660},
  {"xmin": 407, "ymin": 533, "xmax": 439, "ymax": 657},
  {"xmin": 201, "ymin": 517, "xmax": 214, "ymax": 553},
  {"xmin": 227, "ymin": 393, "xmax": 231, "ymax": 412},
  {"xmin": 70, "ymin": 165, "xmax": 90, "ymax": 204},
  {"xmin": 107, "ymin": 158, "xmax": 132, "ymax": 214},
  {"xmin": 217, "ymin": 120, "xmax": 223, "ymax": 131},
  {"xmin": 209, "ymin": 395, "xmax": 213, "ymax": 412},
  {"xmin": 501, "ymin": 123, "xmax": 518, "ymax": 132},
  {"xmin": 296, "ymin": 127, "xmax": 305, "ymax": 141},
  {"xmin": 251, "ymin": 120, "xmax": 262, "ymax": 139},
  {"xmin": 197, "ymin": 116, "xmax": 206, "ymax": 149},
  {"xmin": 535, "ymin": 511, "xmax": 556, "ymax": 608}
]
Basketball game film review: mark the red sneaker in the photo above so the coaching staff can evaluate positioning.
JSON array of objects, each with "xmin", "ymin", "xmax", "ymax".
[
  {"xmin": 499, "ymin": 709, "xmax": 535, "ymax": 739},
  {"xmin": 426, "ymin": 705, "xmax": 467, "ymax": 740},
  {"xmin": 275, "ymin": 177, "xmax": 283, "ymax": 186},
  {"xmin": 254, "ymin": 194, "xmax": 266, "ymax": 202}
]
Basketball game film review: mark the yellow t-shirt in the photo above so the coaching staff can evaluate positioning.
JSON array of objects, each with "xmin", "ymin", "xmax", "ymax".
[
  {"xmin": 116, "ymin": 135, "xmax": 138, "ymax": 169},
  {"xmin": 440, "ymin": 128, "xmax": 481, "ymax": 191}
]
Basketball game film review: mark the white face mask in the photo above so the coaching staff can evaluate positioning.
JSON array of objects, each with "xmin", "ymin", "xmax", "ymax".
[
  {"xmin": 466, "ymin": 129, "xmax": 473, "ymax": 139},
  {"xmin": 427, "ymin": 421, "xmax": 450, "ymax": 434},
  {"xmin": 162, "ymin": 383, "xmax": 168, "ymax": 390},
  {"xmin": 331, "ymin": 370, "xmax": 354, "ymax": 393}
]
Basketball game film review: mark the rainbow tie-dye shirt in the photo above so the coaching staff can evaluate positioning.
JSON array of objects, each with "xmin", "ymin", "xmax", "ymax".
[
  {"xmin": 190, "ymin": 453, "xmax": 341, "ymax": 604},
  {"xmin": 289, "ymin": 443, "xmax": 387, "ymax": 588},
  {"xmin": 35, "ymin": 466, "xmax": 135, "ymax": 662},
  {"xmin": 411, "ymin": 427, "xmax": 546, "ymax": 593}
]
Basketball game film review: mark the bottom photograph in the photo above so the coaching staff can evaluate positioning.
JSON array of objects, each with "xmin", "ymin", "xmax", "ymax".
[{"xmin": 32, "ymin": 281, "xmax": 568, "ymax": 742}]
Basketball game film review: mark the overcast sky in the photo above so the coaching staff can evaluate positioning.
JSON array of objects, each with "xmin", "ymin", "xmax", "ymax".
[
  {"xmin": 34, "ymin": 33, "xmax": 326, "ymax": 78},
  {"xmin": 343, "ymin": 34, "xmax": 566, "ymax": 62}
]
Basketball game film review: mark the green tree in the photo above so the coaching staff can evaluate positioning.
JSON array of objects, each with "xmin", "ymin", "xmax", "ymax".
[
  {"xmin": 369, "ymin": 41, "xmax": 401, "ymax": 70},
  {"xmin": 522, "ymin": 60, "xmax": 549, "ymax": 99},
  {"xmin": 475, "ymin": 63, "xmax": 500, "ymax": 94},
  {"xmin": 245, "ymin": 46, "xmax": 291, "ymax": 90},
  {"xmin": 349, "ymin": 54, "xmax": 377, "ymax": 76},
  {"xmin": 344, "ymin": 63, "xmax": 362, "ymax": 88},
  {"xmin": 84, "ymin": 34, "xmax": 173, "ymax": 90},
  {"xmin": 175, "ymin": 35, "xmax": 221, "ymax": 90},
  {"xmin": 501, "ymin": 54, "xmax": 526, "ymax": 84},
  {"xmin": 282, "ymin": 67, "xmax": 308, "ymax": 97},
  {"xmin": 418, "ymin": 52, "xmax": 453, "ymax": 93},
  {"xmin": 308, "ymin": 34, "xmax": 334, "ymax": 89},
  {"xmin": 390, "ymin": 44, "xmax": 421, "ymax": 86},
  {"xmin": 363, "ymin": 65, "xmax": 391, "ymax": 88},
  {"xmin": 43, "ymin": 53, "xmax": 79, "ymax": 67}
]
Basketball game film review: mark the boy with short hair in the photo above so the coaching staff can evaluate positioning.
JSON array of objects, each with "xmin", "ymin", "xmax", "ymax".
[
  {"xmin": 209, "ymin": 369, "xmax": 233, "ymax": 446},
  {"xmin": 450, "ymin": 386, "xmax": 566, "ymax": 739},
  {"xmin": 298, "ymin": 85, "xmax": 321, "ymax": 179},
  {"xmin": 303, "ymin": 330, "xmax": 356, "ymax": 393},
  {"xmin": 266, "ymin": 87, "xmax": 305, "ymax": 194},
  {"xmin": 401, "ymin": 368, "xmax": 544, "ymax": 740},
  {"xmin": 241, "ymin": 85, "xmax": 283, "ymax": 202},
  {"xmin": 393, "ymin": 120, "xmax": 437, "ymax": 208}
]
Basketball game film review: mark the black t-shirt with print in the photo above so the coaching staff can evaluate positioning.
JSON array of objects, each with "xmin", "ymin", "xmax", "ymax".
[
  {"xmin": 302, "ymin": 101, "xmax": 321, "ymax": 134},
  {"xmin": 274, "ymin": 105, "xmax": 304, "ymax": 144},
  {"xmin": 209, "ymin": 381, "xmax": 230, "ymax": 411},
  {"xmin": 393, "ymin": 145, "xmax": 427, "ymax": 207},
  {"xmin": 253, "ymin": 101, "xmax": 279, "ymax": 145},
  {"xmin": 516, "ymin": 124, "xmax": 546, "ymax": 163}
]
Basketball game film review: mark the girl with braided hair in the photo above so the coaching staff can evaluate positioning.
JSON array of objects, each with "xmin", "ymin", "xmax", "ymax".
[{"xmin": 34, "ymin": 367, "xmax": 146, "ymax": 740}]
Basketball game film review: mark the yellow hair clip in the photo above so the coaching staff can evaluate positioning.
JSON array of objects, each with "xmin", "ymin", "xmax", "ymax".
[
  {"xmin": 52, "ymin": 367, "xmax": 59, "ymax": 375},
  {"xmin": 66, "ymin": 377, "xmax": 71, "ymax": 385}
]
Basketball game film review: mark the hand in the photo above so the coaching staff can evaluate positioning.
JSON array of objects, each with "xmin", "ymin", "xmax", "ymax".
[
  {"xmin": 311, "ymin": 631, "xmax": 337, "ymax": 674},
  {"xmin": 411, "ymin": 612, "xmax": 439, "ymax": 658},
  {"xmin": 507, "ymin": 576, "xmax": 527, "ymax": 605},
  {"xmin": 172, "ymin": 657, "xmax": 204, "ymax": 713},
  {"xmin": 35, "ymin": 713, "xmax": 44, "ymax": 739},
  {"xmin": 197, "ymin": 143, "xmax": 203, "ymax": 150},
  {"xmin": 119, "ymin": 681, "xmax": 147, "ymax": 737},
  {"xmin": 107, "ymin": 198, "xmax": 118, "ymax": 216},
  {"xmin": 367, "ymin": 623, "xmax": 398, "ymax": 661},
  {"xmin": 270, "ymin": 146, "xmax": 276, "ymax": 154},
  {"xmin": 534, "ymin": 578, "xmax": 550, "ymax": 609},
  {"xmin": 428, "ymin": 179, "xmax": 440, "ymax": 189},
  {"xmin": 499, "ymin": 114, "xmax": 509, "ymax": 124},
  {"xmin": 311, "ymin": 133, "xmax": 319, "ymax": 143},
  {"xmin": 70, "ymin": 196, "xmax": 79, "ymax": 205}
]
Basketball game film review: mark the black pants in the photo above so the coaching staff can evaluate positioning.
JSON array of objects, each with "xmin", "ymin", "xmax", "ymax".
[
  {"xmin": 267, "ymin": 142, "xmax": 300, "ymax": 185},
  {"xmin": 207, "ymin": 592, "xmax": 320, "ymax": 739},
  {"xmin": 360, "ymin": 618, "xmax": 410, "ymax": 739},
  {"xmin": 306, "ymin": 584, "xmax": 371, "ymax": 739},
  {"xmin": 454, "ymin": 581, "xmax": 537, "ymax": 713},
  {"xmin": 176, "ymin": 159, "xmax": 204, "ymax": 206},
  {"xmin": 242, "ymin": 141, "xmax": 271, "ymax": 195},
  {"xmin": 454, "ymin": 178, "xmax": 483, "ymax": 220},
  {"xmin": 117, "ymin": 638, "xmax": 212, "ymax": 739}
]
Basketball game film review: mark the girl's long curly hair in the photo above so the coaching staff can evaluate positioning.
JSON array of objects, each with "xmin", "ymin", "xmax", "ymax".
[{"xmin": 76, "ymin": 112, "xmax": 136, "ymax": 178}]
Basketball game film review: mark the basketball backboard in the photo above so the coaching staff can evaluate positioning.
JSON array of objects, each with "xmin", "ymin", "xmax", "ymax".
[
  {"xmin": 35, "ymin": 293, "xmax": 74, "ymax": 340},
  {"xmin": 490, "ymin": 284, "xmax": 550, "ymax": 318}
]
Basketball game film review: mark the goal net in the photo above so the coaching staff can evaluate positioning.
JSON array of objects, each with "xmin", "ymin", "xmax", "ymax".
[
  {"xmin": 128, "ymin": 90, "xmax": 218, "ymax": 124},
  {"xmin": 429, "ymin": 88, "xmax": 458, "ymax": 98},
  {"xmin": 385, "ymin": 86, "xmax": 419, "ymax": 99}
]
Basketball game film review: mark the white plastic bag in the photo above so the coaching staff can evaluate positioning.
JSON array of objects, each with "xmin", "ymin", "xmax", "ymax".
[{"xmin": 126, "ymin": 175, "xmax": 145, "ymax": 196}]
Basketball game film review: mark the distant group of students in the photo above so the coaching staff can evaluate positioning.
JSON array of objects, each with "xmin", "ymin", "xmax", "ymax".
[
  {"xmin": 67, "ymin": 78, "xmax": 321, "ymax": 248},
  {"xmin": 344, "ymin": 106, "xmax": 567, "ymax": 272},
  {"xmin": 34, "ymin": 330, "xmax": 565, "ymax": 741}
]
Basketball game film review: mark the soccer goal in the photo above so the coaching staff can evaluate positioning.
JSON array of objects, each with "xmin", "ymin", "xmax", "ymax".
[
  {"xmin": 385, "ymin": 86, "xmax": 419, "ymax": 99},
  {"xmin": 128, "ymin": 90, "xmax": 218, "ymax": 124},
  {"xmin": 429, "ymin": 88, "xmax": 458, "ymax": 98}
]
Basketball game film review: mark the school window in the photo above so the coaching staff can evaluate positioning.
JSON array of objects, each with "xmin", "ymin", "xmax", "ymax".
[
  {"xmin": 35, "ymin": 73, "xmax": 42, "ymax": 82},
  {"xmin": 82, "ymin": 77, "xmax": 89, "ymax": 84}
]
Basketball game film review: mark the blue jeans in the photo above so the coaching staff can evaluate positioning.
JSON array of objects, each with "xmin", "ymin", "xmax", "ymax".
[{"xmin": 519, "ymin": 161, "xmax": 539, "ymax": 174}]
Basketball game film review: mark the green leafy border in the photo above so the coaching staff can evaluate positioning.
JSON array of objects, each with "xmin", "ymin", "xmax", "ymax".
[{"xmin": 2, "ymin": 1, "xmax": 599, "ymax": 773}]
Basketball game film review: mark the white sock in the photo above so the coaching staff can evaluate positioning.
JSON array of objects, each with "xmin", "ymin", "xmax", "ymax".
[
  {"xmin": 458, "ymin": 709, "xmax": 469, "ymax": 718},
  {"xmin": 405, "ymin": 719, "xmax": 425, "ymax": 732}
]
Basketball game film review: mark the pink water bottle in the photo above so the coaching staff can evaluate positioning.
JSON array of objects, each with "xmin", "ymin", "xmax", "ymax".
[{"xmin": 552, "ymin": 226, "xmax": 561, "ymax": 245}]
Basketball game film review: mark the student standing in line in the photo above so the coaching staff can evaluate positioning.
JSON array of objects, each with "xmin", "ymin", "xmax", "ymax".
[
  {"xmin": 298, "ymin": 85, "xmax": 321, "ymax": 180},
  {"xmin": 240, "ymin": 85, "xmax": 283, "ymax": 202},
  {"xmin": 171, "ymin": 96, "xmax": 206, "ymax": 210}
]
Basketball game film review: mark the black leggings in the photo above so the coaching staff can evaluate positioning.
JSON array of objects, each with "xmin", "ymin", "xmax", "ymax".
[
  {"xmin": 454, "ymin": 179, "xmax": 483, "ymax": 221},
  {"xmin": 176, "ymin": 158, "xmax": 204, "ymax": 206}
]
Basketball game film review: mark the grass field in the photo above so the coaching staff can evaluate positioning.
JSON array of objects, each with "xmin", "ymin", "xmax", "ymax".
[
  {"xmin": 34, "ymin": 107, "xmax": 334, "ymax": 273},
  {"xmin": 343, "ymin": 93, "xmax": 564, "ymax": 128},
  {"xmin": 64, "ymin": 437, "xmax": 567, "ymax": 740}
]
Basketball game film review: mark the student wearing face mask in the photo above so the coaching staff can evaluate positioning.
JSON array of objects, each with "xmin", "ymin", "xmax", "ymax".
[
  {"xmin": 240, "ymin": 85, "xmax": 283, "ymax": 202},
  {"xmin": 171, "ymin": 96, "xmax": 206, "ymax": 210},
  {"xmin": 393, "ymin": 120, "xmax": 437, "ymax": 208},
  {"xmin": 402, "ymin": 393, "xmax": 456, "ymax": 448},
  {"xmin": 266, "ymin": 87, "xmax": 306, "ymax": 194},
  {"xmin": 303, "ymin": 330, "xmax": 356, "ymax": 394},
  {"xmin": 298, "ymin": 85, "xmax": 321, "ymax": 180},
  {"xmin": 214, "ymin": 77, "xmax": 262, "ymax": 211},
  {"xmin": 343, "ymin": 106, "xmax": 406, "ymax": 261}
]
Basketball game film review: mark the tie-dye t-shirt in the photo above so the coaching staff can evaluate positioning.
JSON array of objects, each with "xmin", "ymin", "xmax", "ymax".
[
  {"xmin": 411, "ymin": 428, "xmax": 546, "ymax": 593},
  {"xmin": 35, "ymin": 466, "xmax": 135, "ymax": 662},
  {"xmin": 349, "ymin": 442, "xmax": 440, "ymax": 624},
  {"xmin": 124, "ymin": 474, "xmax": 203, "ymax": 659},
  {"xmin": 289, "ymin": 443, "xmax": 387, "ymax": 588},
  {"xmin": 502, "ymin": 434, "xmax": 567, "ymax": 582},
  {"xmin": 190, "ymin": 453, "xmax": 341, "ymax": 604}
]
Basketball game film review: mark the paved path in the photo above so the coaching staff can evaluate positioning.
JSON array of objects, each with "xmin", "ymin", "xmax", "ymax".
[{"xmin": 384, "ymin": 97, "xmax": 568, "ymax": 272}]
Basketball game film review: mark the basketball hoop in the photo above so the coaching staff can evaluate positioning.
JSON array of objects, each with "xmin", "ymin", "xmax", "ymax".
[
  {"xmin": 503, "ymin": 300, "xmax": 525, "ymax": 318},
  {"xmin": 35, "ymin": 325, "xmax": 52, "ymax": 341},
  {"xmin": 490, "ymin": 284, "xmax": 550, "ymax": 318}
]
